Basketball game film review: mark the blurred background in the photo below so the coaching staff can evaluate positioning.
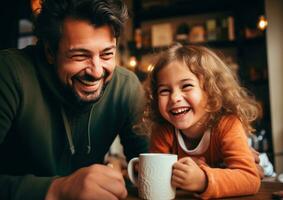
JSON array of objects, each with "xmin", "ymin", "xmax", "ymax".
[{"xmin": 0, "ymin": 0, "xmax": 282, "ymax": 175}]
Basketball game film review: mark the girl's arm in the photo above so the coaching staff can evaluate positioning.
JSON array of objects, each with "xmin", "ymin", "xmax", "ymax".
[{"xmin": 199, "ymin": 116, "xmax": 261, "ymax": 199}]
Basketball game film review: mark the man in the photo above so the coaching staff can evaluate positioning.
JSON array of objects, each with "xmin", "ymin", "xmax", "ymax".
[{"xmin": 0, "ymin": 0, "xmax": 148, "ymax": 199}]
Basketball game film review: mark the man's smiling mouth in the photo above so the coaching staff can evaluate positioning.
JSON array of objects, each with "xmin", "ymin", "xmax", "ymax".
[
  {"xmin": 73, "ymin": 70, "xmax": 106, "ymax": 86},
  {"xmin": 76, "ymin": 78, "xmax": 99, "ymax": 86}
]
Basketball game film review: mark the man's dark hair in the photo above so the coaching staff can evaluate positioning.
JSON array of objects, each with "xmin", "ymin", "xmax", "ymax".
[{"xmin": 34, "ymin": 0, "xmax": 128, "ymax": 53}]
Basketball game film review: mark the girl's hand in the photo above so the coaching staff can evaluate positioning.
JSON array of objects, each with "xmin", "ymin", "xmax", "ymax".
[{"xmin": 172, "ymin": 157, "xmax": 207, "ymax": 193}]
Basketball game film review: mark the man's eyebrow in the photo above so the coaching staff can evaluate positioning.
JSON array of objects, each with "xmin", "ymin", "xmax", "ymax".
[
  {"xmin": 67, "ymin": 45, "xmax": 116, "ymax": 54},
  {"xmin": 67, "ymin": 48, "xmax": 90, "ymax": 54},
  {"xmin": 102, "ymin": 45, "xmax": 116, "ymax": 52}
]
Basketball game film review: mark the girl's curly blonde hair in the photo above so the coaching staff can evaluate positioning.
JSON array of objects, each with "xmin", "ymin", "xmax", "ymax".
[{"xmin": 146, "ymin": 43, "xmax": 262, "ymax": 134}]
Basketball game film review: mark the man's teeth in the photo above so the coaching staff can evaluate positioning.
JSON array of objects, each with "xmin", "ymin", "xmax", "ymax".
[
  {"xmin": 79, "ymin": 79, "xmax": 97, "ymax": 86},
  {"xmin": 171, "ymin": 108, "xmax": 190, "ymax": 115}
]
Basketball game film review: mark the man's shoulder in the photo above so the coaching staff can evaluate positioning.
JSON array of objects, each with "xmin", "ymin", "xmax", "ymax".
[
  {"xmin": 109, "ymin": 66, "xmax": 142, "ymax": 91},
  {"xmin": 0, "ymin": 48, "xmax": 23, "ymax": 60},
  {"xmin": 102, "ymin": 66, "xmax": 144, "ymax": 102},
  {"xmin": 0, "ymin": 46, "xmax": 40, "ymax": 93},
  {"xmin": 114, "ymin": 66, "xmax": 139, "ymax": 82},
  {"xmin": 0, "ymin": 46, "xmax": 33, "ymax": 57},
  {"xmin": 0, "ymin": 47, "xmax": 34, "ymax": 69}
]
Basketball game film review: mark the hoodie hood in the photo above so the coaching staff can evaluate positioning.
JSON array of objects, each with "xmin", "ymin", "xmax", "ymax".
[{"xmin": 24, "ymin": 43, "xmax": 97, "ymax": 154}]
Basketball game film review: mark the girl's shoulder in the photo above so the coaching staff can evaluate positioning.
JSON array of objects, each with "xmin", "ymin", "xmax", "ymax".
[
  {"xmin": 152, "ymin": 123, "xmax": 175, "ymax": 136},
  {"xmin": 150, "ymin": 123, "xmax": 176, "ymax": 152},
  {"xmin": 213, "ymin": 115, "xmax": 244, "ymax": 136},
  {"xmin": 218, "ymin": 114, "xmax": 241, "ymax": 125}
]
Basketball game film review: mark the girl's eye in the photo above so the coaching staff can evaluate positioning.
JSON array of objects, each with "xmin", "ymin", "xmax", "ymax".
[
  {"xmin": 158, "ymin": 88, "xmax": 170, "ymax": 96},
  {"xmin": 182, "ymin": 83, "xmax": 193, "ymax": 89}
]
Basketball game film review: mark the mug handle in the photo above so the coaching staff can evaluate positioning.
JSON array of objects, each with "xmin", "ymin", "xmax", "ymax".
[{"xmin": 127, "ymin": 157, "xmax": 139, "ymax": 186}]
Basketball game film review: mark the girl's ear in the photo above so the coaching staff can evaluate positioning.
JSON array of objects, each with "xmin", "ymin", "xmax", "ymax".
[{"xmin": 43, "ymin": 43, "xmax": 55, "ymax": 64}]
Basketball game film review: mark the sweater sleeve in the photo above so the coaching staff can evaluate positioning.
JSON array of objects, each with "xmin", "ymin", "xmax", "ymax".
[
  {"xmin": 0, "ymin": 50, "xmax": 54, "ymax": 200},
  {"xmin": 198, "ymin": 116, "xmax": 261, "ymax": 199},
  {"xmin": 0, "ymin": 50, "xmax": 20, "ymax": 143},
  {"xmin": 0, "ymin": 175, "xmax": 53, "ymax": 200}
]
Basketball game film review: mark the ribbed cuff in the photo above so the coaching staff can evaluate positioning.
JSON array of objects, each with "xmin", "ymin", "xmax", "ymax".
[{"xmin": 14, "ymin": 175, "xmax": 54, "ymax": 200}]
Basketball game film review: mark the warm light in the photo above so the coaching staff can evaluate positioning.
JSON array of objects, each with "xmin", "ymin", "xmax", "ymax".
[
  {"xmin": 257, "ymin": 15, "xmax": 268, "ymax": 31},
  {"xmin": 31, "ymin": 0, "xmax": 42, "ymax": 15},
  {"xmin": 129, "ymin": 56, "xmax": 137, "ymax": 68},
  {"xmin": 147, "ymin": 64, "xmax": 154, "ymax": 72}
]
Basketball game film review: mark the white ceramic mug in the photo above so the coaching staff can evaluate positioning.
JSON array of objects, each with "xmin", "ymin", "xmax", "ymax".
[{"xmin": 127, "ymin": 153, "xmax": 177, "ymax": 200}]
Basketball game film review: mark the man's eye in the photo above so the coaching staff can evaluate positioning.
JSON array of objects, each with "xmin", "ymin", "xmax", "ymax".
[
  {"xmin": 71, "ymin": 55, "xmax": 88, "ymax": 61},
  {"xmin": 101, "ymin": 52, "xmax": 114, "ymax": 60}
]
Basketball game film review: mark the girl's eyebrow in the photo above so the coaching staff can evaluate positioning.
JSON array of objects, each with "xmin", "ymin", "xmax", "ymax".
[
  {"xmin": 180, "ymin": 77, "xmax": 195, "ymax": 81},
  {"xmin": 157, "ymin": 78, "xmax": 194, "ymax": 86},
  {"xmin": 157, "ymin": 84, "xmax": 167, "ymax": 88}
]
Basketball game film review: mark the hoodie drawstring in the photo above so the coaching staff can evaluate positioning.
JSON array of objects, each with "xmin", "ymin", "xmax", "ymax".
[{"xmin": 61, "ymin": 105, "xmax": 94, "ymax": 155}]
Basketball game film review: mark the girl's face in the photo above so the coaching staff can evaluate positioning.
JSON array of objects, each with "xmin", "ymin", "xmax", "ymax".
[{"xmin": 157, "ymin": 61, "xmax": 209, "ymax": 137}]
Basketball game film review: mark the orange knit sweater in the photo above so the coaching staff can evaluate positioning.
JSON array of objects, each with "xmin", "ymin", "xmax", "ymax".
[{"xmin": 150, "ymin": 115, "xmax": 261, "ymax": 199}]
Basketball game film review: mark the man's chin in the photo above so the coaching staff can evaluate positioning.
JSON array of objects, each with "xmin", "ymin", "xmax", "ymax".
[
  {"xmin": 62, "ymin": 80, "xmax": 108, "ymax": 106},
  {"xmin": 74, "ymin": 86, "xmax": 105, "ymax": 104},
  {"xmin": 75, "ymin": 91, "xmax": 102, "ymax": 103}
]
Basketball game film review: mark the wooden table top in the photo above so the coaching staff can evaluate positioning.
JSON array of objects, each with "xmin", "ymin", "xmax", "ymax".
[{"xmin": 126, "ymin": 181, "xmax": 283, "ymax": 200}]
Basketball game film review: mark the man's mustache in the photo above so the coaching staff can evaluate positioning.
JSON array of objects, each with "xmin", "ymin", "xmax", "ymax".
[{"xmin": 75, "ymin": 70, "xmax": 106, "ymax": 82}]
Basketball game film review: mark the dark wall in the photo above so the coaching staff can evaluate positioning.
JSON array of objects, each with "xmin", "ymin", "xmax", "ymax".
[{"xmin": 0, "ymin": 0, "xmax": 31, "ymax": 49}]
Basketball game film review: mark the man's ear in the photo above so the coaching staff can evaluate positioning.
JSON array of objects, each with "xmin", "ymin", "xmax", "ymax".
[{"xmin": 44, "ymin": 43, "xmax": 55, "ymax": 64}]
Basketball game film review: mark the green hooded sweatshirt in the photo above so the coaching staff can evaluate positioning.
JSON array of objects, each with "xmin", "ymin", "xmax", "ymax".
[{"xmin": 0, "ymin": 44, "xmax": 148, "ymax": 200}]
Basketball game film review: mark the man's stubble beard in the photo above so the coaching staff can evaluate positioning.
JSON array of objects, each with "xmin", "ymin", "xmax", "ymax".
[
  {"xmin": 63, "ymin": 73, "xmax": 110, "ymax": 106},
  {"xmin": 67, "ymin": 80, "xmax": 108, "ymax": 106}
]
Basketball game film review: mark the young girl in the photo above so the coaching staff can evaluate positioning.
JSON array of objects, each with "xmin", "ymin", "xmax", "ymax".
[{"xmin": 147, "ymin": 43, "xmax": 262, "ymax": 199}]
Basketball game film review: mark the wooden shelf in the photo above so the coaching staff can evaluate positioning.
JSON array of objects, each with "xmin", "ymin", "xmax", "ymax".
[
  {"xmin": 243, "ymin": 79, "xmax": 269, "ymax": 86},
  {"xmin": 137, "ymin": 40, "xmax": 237, "ymax": 55},
  {"xmin": 242, "ymin": 36, "xmax": 266, "ymax": 45},
  {"xmin": 137, "ymin": 0, "xmax": 247, "ymax": 21}
]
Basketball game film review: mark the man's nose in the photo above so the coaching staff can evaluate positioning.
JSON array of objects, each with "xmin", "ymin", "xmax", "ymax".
[{"xmin": 88, "ymin": 56, "xmax": 104, "ymax": 78}]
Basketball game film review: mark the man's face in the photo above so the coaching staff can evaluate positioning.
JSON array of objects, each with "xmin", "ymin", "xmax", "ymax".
[{"xmin": 53, "ymin": 18, "xmax": 117, "ymax": 103}]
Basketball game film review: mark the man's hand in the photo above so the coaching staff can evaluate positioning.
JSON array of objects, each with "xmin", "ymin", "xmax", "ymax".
[
  {"xmin": 172, "ymin": 157, "xmax": 207, "ymax": 193},
  {"xmin": 45, "ymin": 164, "xmax": 127, "ymax": 200}
]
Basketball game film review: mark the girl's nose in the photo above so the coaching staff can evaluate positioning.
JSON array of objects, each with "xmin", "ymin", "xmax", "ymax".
[{"xmin": 171, "ymin": 91, "xmax": 182, "ymax": 103}]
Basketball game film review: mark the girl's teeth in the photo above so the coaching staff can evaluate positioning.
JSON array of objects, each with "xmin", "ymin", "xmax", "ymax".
[{"xmin": 171, "ymin": 108, "xmax": 189, "ymax": 114}]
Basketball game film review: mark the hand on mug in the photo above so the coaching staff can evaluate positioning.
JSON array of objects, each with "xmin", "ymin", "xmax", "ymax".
[
  {"xmin": 45, "ymin": 164, "xmax": 127, "ymax": 200},
  {"xmin": 172, "ymin": 157, "xmax": 207, "ymax": 193}
]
